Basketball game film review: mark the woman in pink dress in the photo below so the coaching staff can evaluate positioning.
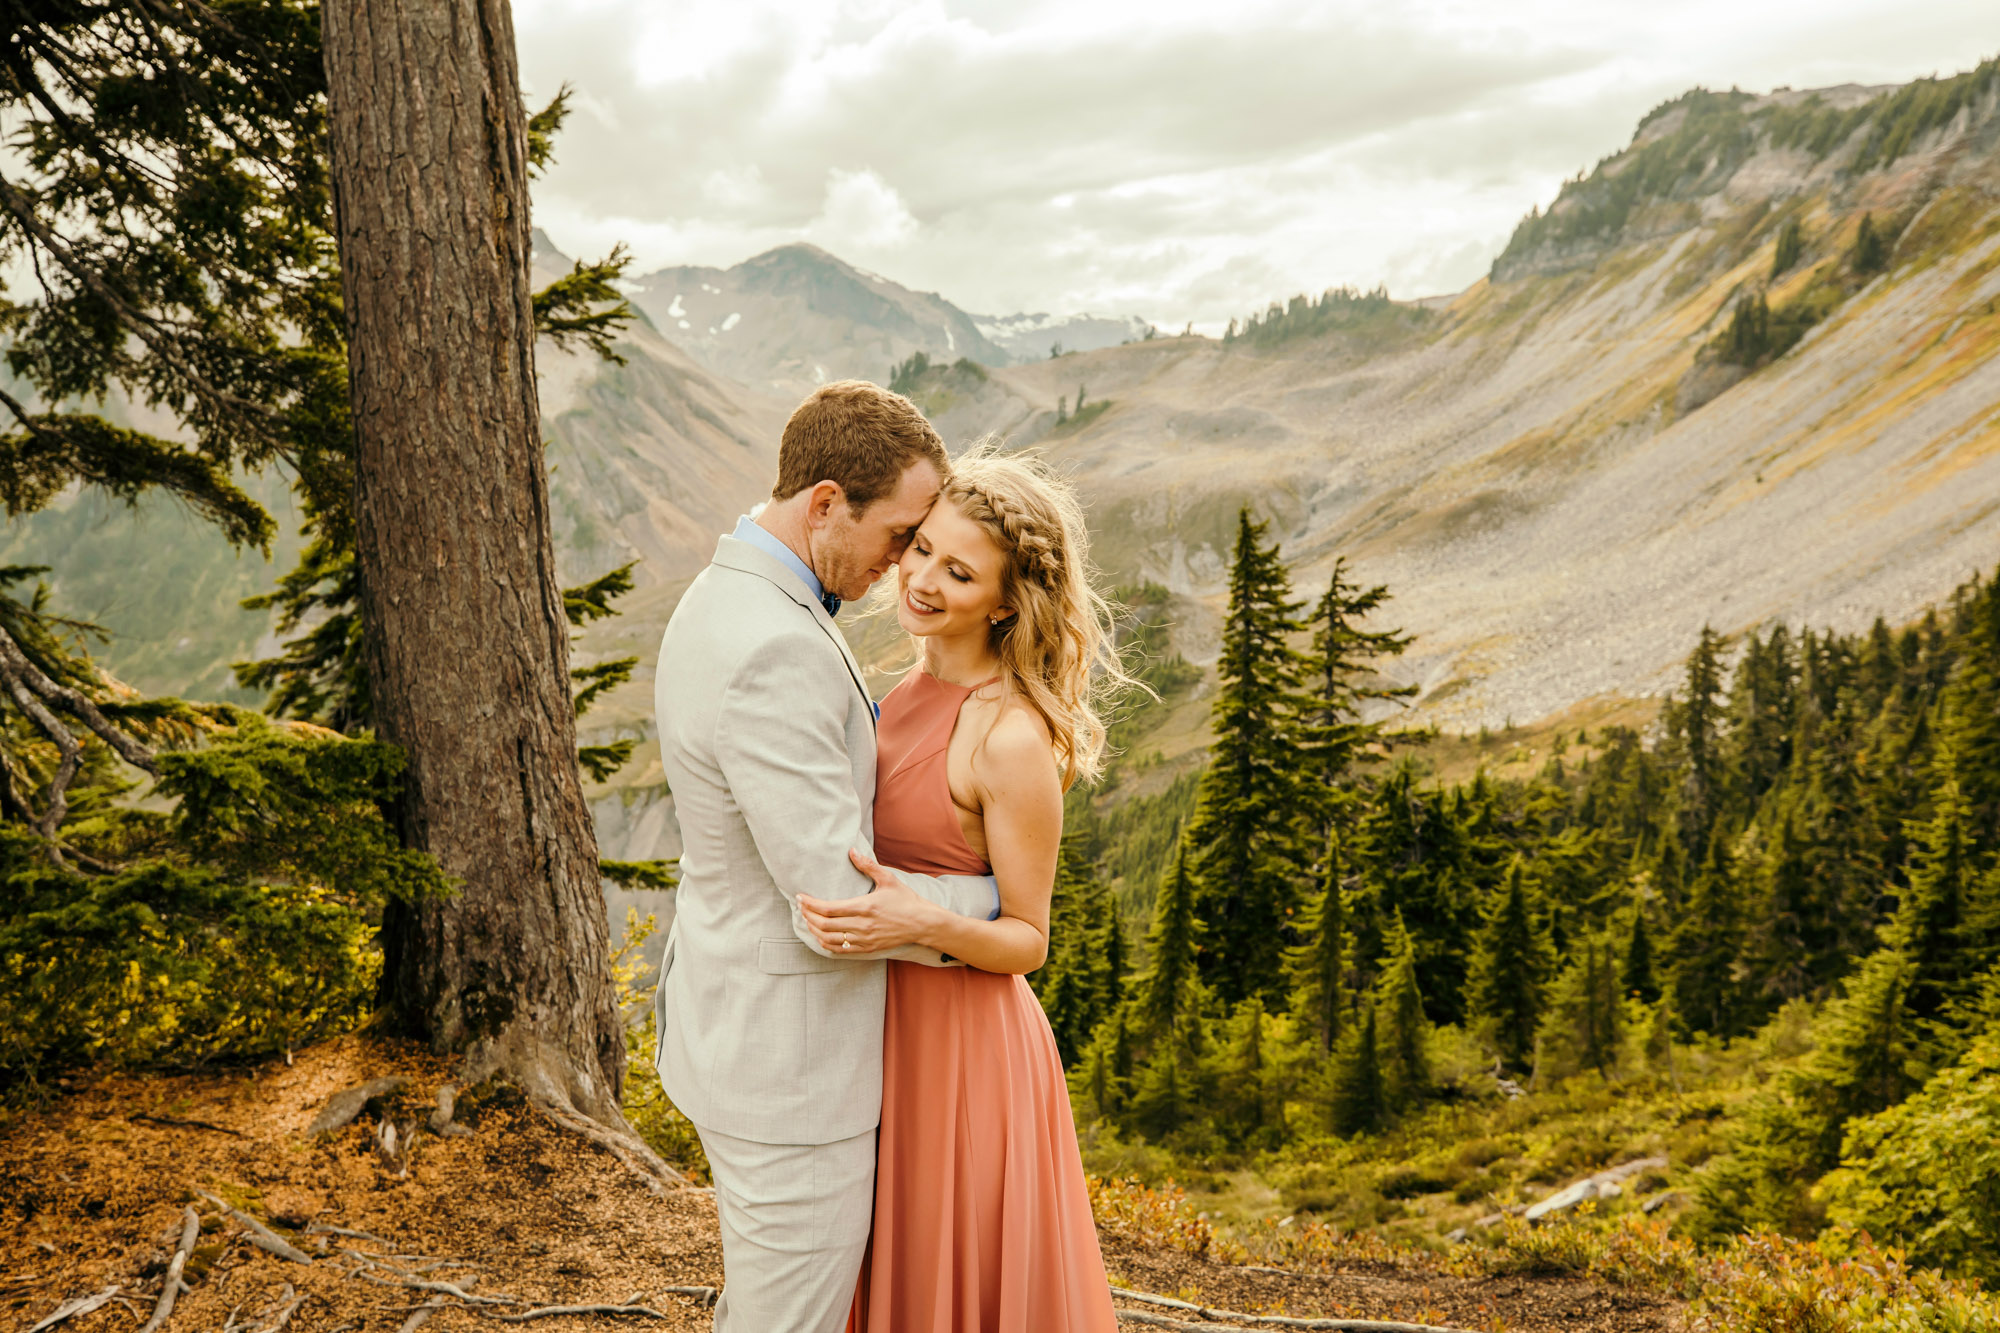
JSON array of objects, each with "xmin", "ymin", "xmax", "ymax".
[{"xmin": 798, "ymin": 444, "xmax": 1134, "ymax": 1333}]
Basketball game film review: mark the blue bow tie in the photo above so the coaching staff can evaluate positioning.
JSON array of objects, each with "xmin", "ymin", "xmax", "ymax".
[{"xmin": 820, "ymin": 592, "xmax": 842, "ymax": 618}]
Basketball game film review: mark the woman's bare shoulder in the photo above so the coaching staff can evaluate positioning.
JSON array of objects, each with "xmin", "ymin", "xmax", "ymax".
[{"xmin": 974, "ymin": 696, "xmax": 1055, "ymax": 783}]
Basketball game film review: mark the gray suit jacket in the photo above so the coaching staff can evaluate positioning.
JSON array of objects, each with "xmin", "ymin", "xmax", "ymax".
[{"xmin": 650, "ymin": 533, "xmax": 997, "ymax": 1145}]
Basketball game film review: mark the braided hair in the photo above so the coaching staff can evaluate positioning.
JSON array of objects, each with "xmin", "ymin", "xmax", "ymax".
[{"xmin": 933, "ymin": 439, "xmax": 1144, "ymax": 788}]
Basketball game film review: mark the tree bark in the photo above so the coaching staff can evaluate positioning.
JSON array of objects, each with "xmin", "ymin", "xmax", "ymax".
[{"xmin": 321, "ymin": 0, "xmax": 623, "ymax": 1121}]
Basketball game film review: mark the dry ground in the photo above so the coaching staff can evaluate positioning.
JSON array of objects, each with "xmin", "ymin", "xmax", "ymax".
[{"xmin": 3, "ymin": 1037, "xmax": 1681, "ymax": 1333}]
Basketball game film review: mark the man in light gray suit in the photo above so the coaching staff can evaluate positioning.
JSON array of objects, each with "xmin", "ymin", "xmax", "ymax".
[{"xmin": 651, "ymin": 380, "xmax": 998, "ymax": 1331}]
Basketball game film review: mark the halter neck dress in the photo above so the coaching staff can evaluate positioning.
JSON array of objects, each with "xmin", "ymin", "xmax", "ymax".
[{"xmin": 847, "ymin": 669, "xmax": 1117, "ymax": 1333}]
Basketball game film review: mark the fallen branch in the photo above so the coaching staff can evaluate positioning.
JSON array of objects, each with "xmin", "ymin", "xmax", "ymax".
[
  {"xmin": 333, "ymin": 1245, "xmax": 470, "ymax": 1275},
  {"xmin": 196, "ymin": 1191, "xmax": 315, "ymax": 1265},
  {"xmin": 1112, "ymin": 1288, "xmax": 1479, "ymax": 1333},
  {"xmin": 349, "ymin": 1268, "xmax": 517, "ymax": 1306},
  {"xmin": 136, "ymin": 1207, "xmax": 199, "ymax": 1333},
  {"xmin": 249, "ymin": 1284, "xmax": 305, "ymax": 1333},
  {"xmin": 132, "ymin": 1114, "xmax": 244, "ymax": 1136},
  {"xmin": 395, "ymin": 1296, "xmax": 448, "ymax": 1333},
  {"xmin": 306, "ymin": 1224, "xmax": 392, "ymax": 1245},
  {"xmin": 371, "ymin": 1288, "xmax": 719, "ymax": 1325},
  {"xmin": 27, "ymin": 1285, "xmax": 121, "ymax": 1332},
  {"xmin": 494, "ymin": 1302, "xmax": 675, "ymax": 1323}
]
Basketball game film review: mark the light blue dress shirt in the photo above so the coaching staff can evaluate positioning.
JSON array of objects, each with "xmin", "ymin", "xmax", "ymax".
[{"xmin": 732, "ymin": 515, "xmax": 839, "ymax": 617}]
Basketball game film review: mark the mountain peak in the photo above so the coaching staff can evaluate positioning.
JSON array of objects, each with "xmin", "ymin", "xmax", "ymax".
[{"xmin": 1494, "ymin": 57, "xmax": 1999, "ymax": 282}]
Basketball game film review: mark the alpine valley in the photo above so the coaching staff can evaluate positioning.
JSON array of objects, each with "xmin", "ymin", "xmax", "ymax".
[{"xmin": 12, "ymin": 61, "xmax": 2000, "ymax": 868}]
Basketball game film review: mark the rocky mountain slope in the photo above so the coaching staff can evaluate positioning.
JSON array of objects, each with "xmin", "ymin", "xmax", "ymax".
[{"xmin": 891, "ymin": 59, "xmax": 2000, "ymax": 733}]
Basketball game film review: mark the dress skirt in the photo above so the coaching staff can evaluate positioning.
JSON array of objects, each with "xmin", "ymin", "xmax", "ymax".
[{"xmin": 846, "ymin": 960, "xmax": 1118, "ymax": 1332}]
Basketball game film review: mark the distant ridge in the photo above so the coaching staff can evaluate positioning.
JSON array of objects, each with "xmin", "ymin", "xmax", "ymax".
[{"xmin": 622, "ymin": 243, "xmax": 1009, "ymax": 394}]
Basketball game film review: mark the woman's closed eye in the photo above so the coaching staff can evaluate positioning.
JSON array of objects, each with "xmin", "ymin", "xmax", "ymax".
[{"xmin": 914, "ymin": 536, "xmax": 972, "ymax": 582}]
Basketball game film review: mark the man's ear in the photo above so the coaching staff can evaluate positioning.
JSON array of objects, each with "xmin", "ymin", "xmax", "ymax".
[{"xmin": 805, "ymin": 480, "xmax": 845, "ymax": 528}]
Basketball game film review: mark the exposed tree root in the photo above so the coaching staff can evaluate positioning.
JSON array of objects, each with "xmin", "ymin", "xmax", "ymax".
[
  {"xmin": 26, "ymin": 1284, "xmax": 121, "ymax": 1332},
  {"xmin": 532, "ymin": 1095, "xmax": 687, "ymax": 1195},
  {"xmin": 395, "ymin": 1296, "xmax": 448, "ymax": 1333},
  {"xmin": 196, "ymin": 1192, "xmax": 315, "ymax": 1265},
  {"xmin": 132, "ymin": 1114, "xmax": 243, "ymax": 1136},
  {"xmin": 1113, "ymin": 1287, "xmax": 1480, "ymax": 1333},
  {"xmin": 251, "ymin": 1284, "xmax": 305, "ymax": 1333}
]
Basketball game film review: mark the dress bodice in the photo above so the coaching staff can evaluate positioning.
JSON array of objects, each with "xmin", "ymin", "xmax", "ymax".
[{"xmin": 873, "ymin": 670, "xmax": 992, "ymax": 877}]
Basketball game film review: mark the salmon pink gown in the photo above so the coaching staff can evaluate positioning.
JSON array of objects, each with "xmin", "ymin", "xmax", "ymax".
[{"xmin": 847, "ymin": 670, "xmax": 1118, "ymax": 1333}]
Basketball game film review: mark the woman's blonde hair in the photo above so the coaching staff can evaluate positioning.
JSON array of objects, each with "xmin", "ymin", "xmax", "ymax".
[{"xmin": 929, "ymin": 439, "xmax": 1143, "ymax": 789}]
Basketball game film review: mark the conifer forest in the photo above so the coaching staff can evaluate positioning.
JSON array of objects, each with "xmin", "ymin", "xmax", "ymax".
[{"xmin": 6, "ymin": 5, "xmax": 2000, "ymax": 1331}]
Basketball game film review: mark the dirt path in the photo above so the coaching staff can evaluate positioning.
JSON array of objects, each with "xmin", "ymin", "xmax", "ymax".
[{"xmin": 2, "ymin": 1038, "xmax": 1681, "ymax": 1333}]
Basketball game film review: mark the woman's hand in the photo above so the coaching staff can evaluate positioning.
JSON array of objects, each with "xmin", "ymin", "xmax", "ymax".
[{"xmin": 797, "ymin": 849, "xmax": 945, "ymax": 955}]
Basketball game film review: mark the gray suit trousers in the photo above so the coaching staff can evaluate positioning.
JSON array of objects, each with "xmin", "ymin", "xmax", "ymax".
[{"xmin": 695, "ymin": 1120, "xmax": 876, "ymax": 1333}]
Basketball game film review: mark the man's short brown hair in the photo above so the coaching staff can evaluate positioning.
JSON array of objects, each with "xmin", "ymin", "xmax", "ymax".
[{"xmin": 773, "ymin": 380, "xmax": 949, "ymax": 511}]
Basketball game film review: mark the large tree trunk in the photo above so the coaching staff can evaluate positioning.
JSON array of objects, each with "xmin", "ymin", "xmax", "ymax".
[{"xmin": 321, "ymin": 0, "xmax": 623, "ymax": 1123}]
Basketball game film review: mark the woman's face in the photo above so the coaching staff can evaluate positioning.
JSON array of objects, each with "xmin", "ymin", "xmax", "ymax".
[{"xmin": 896, "ymin": 500, "xmax": 1013, "ymax": 639}]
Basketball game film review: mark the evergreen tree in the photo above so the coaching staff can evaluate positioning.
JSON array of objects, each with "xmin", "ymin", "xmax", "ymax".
[
  {"xmin": 1850, "ymin": 212, "xmax": 1888, "ymax": 275},
  {"xmin": 1622, "ymin": 903, "xmax": 1660, "ymax": 1004},
  {"xmin": 1670, "ymin": 833, "xmax": 1744, "ymax": 1037},
  {"xmin": 1671, "ymin": 626, "xmax": 1730, "ymax": 856},
  {"xmin": 1538, "ymin": 931, "xmax": 1623, "ymax": 1079},
  {"xmin": 1036, "ymin": 835, "xmax": 1107, "ymax": 1063},
  {"xmin": 1374, "ymin": 910, "xmax": 1430, "ymax": 1105},
  {"xmin": 1068, "ymin": 1006, "xmax": 1133, "ymax": 1123},
  {"xmin": 1692, "ymin": 947, "xmax": 1916, "ymax": 1237},
  {"xmin": 1129, "ymin": 994, "xmax": 1213, "ymax": 1140},
  {"xmin": 1330, "ymin": 1000, "xmax": 1387, "ymax": 1135},
  {"xmin": 1893, "ymin": 744, "xmax": 1978, "ymax": 1034},
  {"xmin": 1652, "ymin": 830, "xmax": 1688, "ymax": 915},
  {"xmin": 1467, "ymin": 859, "xmax": 1551, "ymax": 1070},
  {"xmin": 1351, "ymin": 769, "xmax": 1477, "ymax": 1023},
  {"xmin": 1139, "ymin": 836, "xmax": 1201, "ymax": 1035},
  {"xmin": 1220, "ymin": 997, "xmax": 1275, "ymax": 1144},
  {"xmin": 1287, "ymin": 839, "xmax": 1351, "ymax": 1054},
  {"xmin": 1771, "ymin": 216, "xmax": 1804, "ymax": 277},
  {"xmin": 1748, "ymin": 808, "xmax": 1828, "ymax": 1006},
  {"xmin": 1094, "ymin": 883, "xmax": 1128, "ymax": 1017},
  {"xmin": 1185, "ymin": 509, "xmax": 1313, "ymax": 1009},
  {"xmin": 1301, "ymin": 559, "xmax": 1415, "ymax": 834}
]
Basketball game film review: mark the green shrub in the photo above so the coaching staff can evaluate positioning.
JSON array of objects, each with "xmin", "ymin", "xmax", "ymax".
[
  {"xmin": 1376, "ymin": 1159, "xmax": 1458, "ymax": 1199},
  {"xmin": 0, "ymin": 715, "xmax": 447, "ymax": 1085},
  {"xmin": 614, "ymin": 911, "xmax": 711, "ymax": 1184},
  {"xmin": 1821, "ymin": 1029, "xmax": 2000, "ymax": 1284},
  {"xmin": 0, "ymin": 861, "xmax": 376, "ymax": 1075},
  {"xmin": 1452, "ymin": 1170, "xmax": 1502, "ymax": 1204}
]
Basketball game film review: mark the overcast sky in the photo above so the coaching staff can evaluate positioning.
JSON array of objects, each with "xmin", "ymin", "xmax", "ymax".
[{"xmin": 511, "ymin": 0, "xmax": 1997, "ymax": 331}]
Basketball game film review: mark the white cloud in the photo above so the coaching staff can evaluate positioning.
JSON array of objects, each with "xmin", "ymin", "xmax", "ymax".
[
  {"xmin": 509, "ymin": 0, "xmax": 1998, "ymax": 328},
  {"xmin": 808, "ymin": 168, "xmax": 920, "ymax": 252}
]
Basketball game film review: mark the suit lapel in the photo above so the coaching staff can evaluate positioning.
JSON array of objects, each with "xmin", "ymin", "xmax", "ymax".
[{"xmin": 713, "ymin": 536, "xmax": 877, "ymax": 732}]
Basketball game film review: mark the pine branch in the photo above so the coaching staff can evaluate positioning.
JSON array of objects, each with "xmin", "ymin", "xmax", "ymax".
[
  {"xmin": 0, "ymin": 388, "xmax": 275, "ymax": 550},
  {"xmin": 533, "ymin": 247, "xmax": 636, "ymax": 364}
]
